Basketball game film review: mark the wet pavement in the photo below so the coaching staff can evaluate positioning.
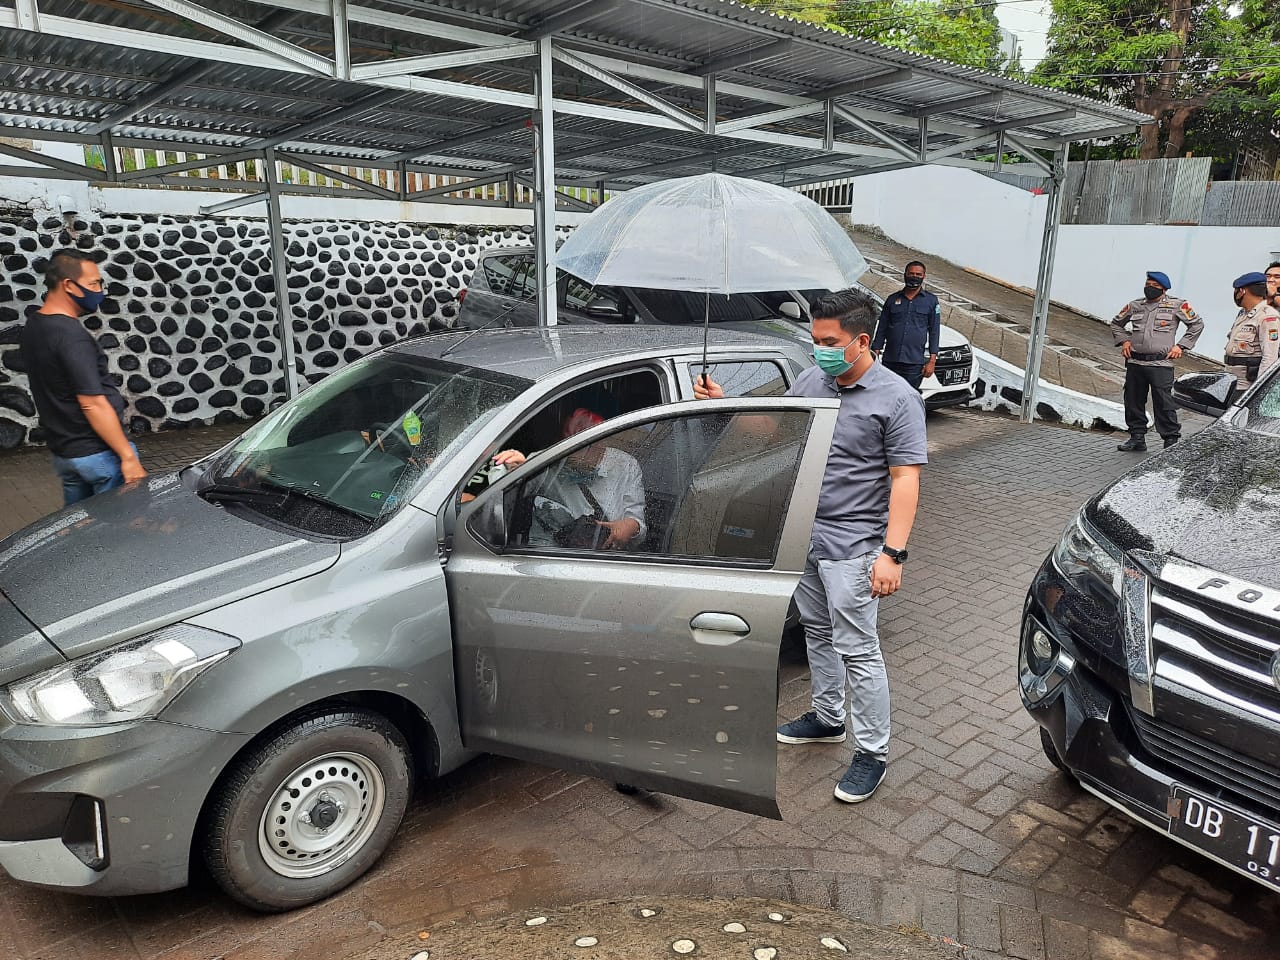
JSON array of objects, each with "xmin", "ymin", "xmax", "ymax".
[{"xmin": 1, "ymin": 408, "xmax": 1276, "ymax": 960}]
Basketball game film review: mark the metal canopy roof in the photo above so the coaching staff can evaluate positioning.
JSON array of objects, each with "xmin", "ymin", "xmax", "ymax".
[{"xmin": 0, "ymin": 0, "xmax": 1148, "ymax": 195}]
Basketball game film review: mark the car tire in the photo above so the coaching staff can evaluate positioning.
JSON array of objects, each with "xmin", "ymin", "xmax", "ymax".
[
  {"xmin": 1039, "ymin": 728, "xmax": 1075, "ymax": 780},
  {"xmin": 204, "ymin": 708, "xmax": 413, "ymax": 912}
]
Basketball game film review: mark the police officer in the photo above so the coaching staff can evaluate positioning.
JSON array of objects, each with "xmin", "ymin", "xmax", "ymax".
[
  {"xmin": 1110, "ymin": 270, "xmax": 1203, "ymax": 452},
  {"xmin": 871, "ymin": 260, "xmax": 940, "ymax": 389},
  {"xmin": 1223, "ymin": 271, "xmax": 1280, "ymax": 390}
]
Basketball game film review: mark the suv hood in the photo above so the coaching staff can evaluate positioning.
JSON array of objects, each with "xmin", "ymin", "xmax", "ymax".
[
  {"xmin": 0, "ymin": 471, "xmax": 339, "ymax": 659},
  {"xmin": 1086, "ymin": 424, "xmax": 1280, "ymax": 589}
]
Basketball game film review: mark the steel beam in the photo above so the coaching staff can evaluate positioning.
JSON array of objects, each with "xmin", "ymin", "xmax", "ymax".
[
  {"xmin": 926, "ymin": 133, "xmax": 996, "ymax": 163},
  {"xmin": 387, "ymin": 118, "xmax": 529, "ymax": 163},
  {"xmin": 135, "ymin": 0, "xmax": 333, "ymax": 75},
  {"xmin": 87, "ymin": 64, "xmax": 216, "ymax": 136},
  {"xmin": 524, "ymin": 0, "xmax": 621, "ymax": 40},
  {"xmin": 1005, "ymin": 134, "xmax": 1055, "ymax": 175},
  {"xmin": 199, "ymin": 191, "xmax": 269, "ymax": 215},
  {"xmin": 1020, "ymin": 147, "xmax": 1068, "ymax": 424},
  {"xmin": 533, "ymin": 38, "xmax": 558, "ymax": 327},
  {"xmin": 276, "ymin": 152, "xmax": 399, "ymax": 199},
  {"xmin": 263, "ymin": 148, "xmax": 300, "ymax": 400},
  {"xmin": 14, "ymin": 0, "xmax": 40, "ymax": 32},
  {"xmin": 404, "ymin": 171, "xmax": 511, "ymax": 200},
  {"xmin": 831, "ymin": 107, "xmax": 918, "ymax": 162},
  {"xmin": 251, "ymin": 90, "xmax": 407, "ymax": 150},
  {"xmin": 979, "ymin": 109, "xmax": 1077, "ymax": 135},
  {"xmin": 716, "ymin": 102, "xmax": 824, "ymax": 134},
  {"xmin": 351, "ymin": 43, "xmax": 535, "ymax": 80},
  {"xmin": 116, "ymin": 149, "xmax": 262, "ymax": 181},
  {"xmin": 698, "ymin": 39, "xmax": 794, "ymax": 76},
  {"xmin": 562, "ymin": 142, "xmax": 766, "ymax": 186},
  {"xmin": 332, "ymin": 0, "xmax": 351, "ymax": 80},
  {"xmin": 552, "ymin": 45, "xmax": 704, "ymax": 133},
  {"xmin": 0, "ymin": 140, "xmax": 102, "ymax": 179}
]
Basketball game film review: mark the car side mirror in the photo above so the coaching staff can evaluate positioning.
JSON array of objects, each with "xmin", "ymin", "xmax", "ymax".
[
  {"xmin": 1172, "ymin": 371, "xmax": 1239, "ymax": 417},
  {"xmin": 583, "ymin": 297, "xmax": 622, "ymax": 318},
  {"xmin": 778, "ymin": 301, "xmax": 803, "ymax": 321}
]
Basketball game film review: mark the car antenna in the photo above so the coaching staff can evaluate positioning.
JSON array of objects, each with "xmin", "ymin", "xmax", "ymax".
[{"xmin": 440, "ymin": 290, "xmax": 533, "ymax": 359}]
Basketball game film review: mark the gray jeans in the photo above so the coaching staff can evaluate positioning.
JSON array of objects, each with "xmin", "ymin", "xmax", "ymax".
[{"xmin": 793, "ymin": 547, "xmax": 890, "ymax": 759}]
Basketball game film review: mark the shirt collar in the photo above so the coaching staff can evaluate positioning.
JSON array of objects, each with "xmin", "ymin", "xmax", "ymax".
[{"xmin": 820, "ymin": 360, "xmax": 882, "ymax": 393}]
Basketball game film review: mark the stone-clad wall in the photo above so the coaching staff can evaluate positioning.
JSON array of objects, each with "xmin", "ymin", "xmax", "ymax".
[{"xmin": 0, "ymin": 213, "xmax": 557, "ymax": 449}]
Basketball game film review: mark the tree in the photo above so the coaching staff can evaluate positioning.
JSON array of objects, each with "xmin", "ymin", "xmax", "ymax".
[
  {"xmin": 1033, "ymin": 0, "xmax": 1278, "ymax": 161},
  {"xmin": 744, "ymin": 1, "xmax": 1013, "ymax": 74}
]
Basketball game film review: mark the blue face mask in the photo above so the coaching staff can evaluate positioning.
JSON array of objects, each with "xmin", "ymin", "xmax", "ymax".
[{"xmin": 68, "ymin": 281, "xmax": 106, "ymax": 313}]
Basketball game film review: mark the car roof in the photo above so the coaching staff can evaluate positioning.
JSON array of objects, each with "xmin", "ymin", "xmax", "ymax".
[{"xmin": 390, "ymin": 326, "xmax": 797, "ymax": 380}]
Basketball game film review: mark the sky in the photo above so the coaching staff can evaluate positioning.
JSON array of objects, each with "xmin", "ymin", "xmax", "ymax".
[{"xmin": 995, "ymin": 0, "xmax": 1051, "ymax": 69}]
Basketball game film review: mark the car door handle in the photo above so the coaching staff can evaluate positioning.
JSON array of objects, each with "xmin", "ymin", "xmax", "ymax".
[{"xmin": 690, "ymin": 612, "xmax": 750, "ymax": 645}]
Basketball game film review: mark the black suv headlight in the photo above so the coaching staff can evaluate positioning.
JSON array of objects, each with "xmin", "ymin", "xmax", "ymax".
[{"xmin": 1050, "ymin": 510, "xmax": 1123, "ymax": 603}]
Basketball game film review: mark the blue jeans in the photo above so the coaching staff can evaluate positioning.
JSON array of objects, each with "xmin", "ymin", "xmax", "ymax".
[
  {"xmin": 50, "ymin": 444, "xmax": 138, "ymax": 506},
  {"xmin": 792, "ymin": 548, "xmax": 890, "ymax": 760}
]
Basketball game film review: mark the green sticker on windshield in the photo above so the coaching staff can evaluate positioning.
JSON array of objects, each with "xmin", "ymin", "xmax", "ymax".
[
  {"xmin": 402, "ymin": 411, "xmax": 422, "ymax": 446},
  {"xmin": 370, "ymin": 490, "xmax": 384, "ymax": 500}
]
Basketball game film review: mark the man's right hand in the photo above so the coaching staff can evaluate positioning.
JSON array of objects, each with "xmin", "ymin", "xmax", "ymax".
[
  {"xmin": 1121, "ymin": 341, "xmax": 1133, "ymax": 359},
  {"xmin": 493, "ymin": 449, "xmax": 527, "ymax": 467},
  {"xmin": 121, "ymin": 454, "xmax": 147, "ymax": 483},
  {"xmin": 693, "ymin": 374, "xmax": 723, "ymax": 400}
]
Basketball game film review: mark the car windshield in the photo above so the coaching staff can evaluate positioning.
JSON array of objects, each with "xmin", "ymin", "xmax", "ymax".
[
  {"xmin": 198, "ymin": 353, "xmax": 529, "ymax": 535},
  {"xmin": 627, "ymin": 288, "xmax": 783, "ymax": 324}
]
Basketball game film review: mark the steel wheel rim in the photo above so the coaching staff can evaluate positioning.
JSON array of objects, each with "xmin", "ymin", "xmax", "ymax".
[{"xmin": 258, "ymin": 751, "xmax": 386, "ymax": 879}]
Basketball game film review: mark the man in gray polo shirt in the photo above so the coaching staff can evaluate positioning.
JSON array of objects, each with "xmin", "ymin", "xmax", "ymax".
[{"xmin": 696, "ymin": 288, "xmax": 927, "ymax": 803}]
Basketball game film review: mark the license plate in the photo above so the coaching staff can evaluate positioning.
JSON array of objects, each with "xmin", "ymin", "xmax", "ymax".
[
  {"xmin": 1169, "ymin": 786, "xmax": 1280, "ymax": 890},
  {"xmin": 939, "ymin": 365, "xmax": 970, "ymax": 385}
]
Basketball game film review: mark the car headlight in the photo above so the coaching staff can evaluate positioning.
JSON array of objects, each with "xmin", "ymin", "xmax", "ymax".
[
  {"xmin": 1050, "ymin": 511, "xmax": 1123, "ymax": 599},
  {"xmin": 1, "ymin": 625, "xmax": 239, "ymax": 726}
]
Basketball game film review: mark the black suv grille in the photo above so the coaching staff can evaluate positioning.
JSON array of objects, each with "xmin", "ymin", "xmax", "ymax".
[{"xmin": 1130, "ymin": 707, "xmax": 1280, "ymax": 811}]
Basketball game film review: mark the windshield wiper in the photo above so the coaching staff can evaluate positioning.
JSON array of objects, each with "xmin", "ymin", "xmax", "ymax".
[
  {"xmin": 261, "ymin": 478, "xmax": 375, "ymax": 523},
  {"xmin": 199, "ymin": 477, "xmax": 372, "ymax": 524}
]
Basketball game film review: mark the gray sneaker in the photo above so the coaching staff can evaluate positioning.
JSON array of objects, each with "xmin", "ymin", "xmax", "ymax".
[
  {"xmin": 834, "ymin": 752, "xmax": 887, "ymax": 803},
  {"xmin": 776, "ymin": 711, "xmax": 847, "ymax": 744}
]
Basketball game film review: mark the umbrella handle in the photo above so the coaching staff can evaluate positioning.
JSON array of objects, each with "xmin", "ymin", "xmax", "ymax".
[{"xmin": 701, "ymin": 291, "xmax": 710, "ymax": 386}]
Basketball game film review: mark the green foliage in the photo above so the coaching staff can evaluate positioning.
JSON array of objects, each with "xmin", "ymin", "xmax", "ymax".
[
  {"xmin": 744, "ymin": 0, "xmax": 1015, "ymax": 74},
  {"xmin": 1033, "ymin": 0, "xmax": 1279, "ymax": 161}
]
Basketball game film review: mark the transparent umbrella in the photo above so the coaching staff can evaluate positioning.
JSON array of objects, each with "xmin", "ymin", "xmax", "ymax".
[{"xmin": 555, "ymin": 172, "xmax": 868, "ymax": 294}]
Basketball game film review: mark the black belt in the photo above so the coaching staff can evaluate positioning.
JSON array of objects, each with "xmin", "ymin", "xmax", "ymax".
[
  {"xmin": 1225, "ymin": 355, "xmax": 1262, "ymax": 382},
  {"xmin": 1129, "ymin": 351, "xmax": 1168, "ymax": 362}
]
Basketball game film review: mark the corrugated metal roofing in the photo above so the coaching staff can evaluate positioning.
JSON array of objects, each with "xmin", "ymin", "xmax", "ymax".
[{"xmin": 0, "ymin": 0, "xmax": 1149, "ymax": 190}]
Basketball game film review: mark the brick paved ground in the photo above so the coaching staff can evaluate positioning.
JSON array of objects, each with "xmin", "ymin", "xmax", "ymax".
[{"xmin": 1, "ymin": 409, "xmax": 1275, "ymax": 960}]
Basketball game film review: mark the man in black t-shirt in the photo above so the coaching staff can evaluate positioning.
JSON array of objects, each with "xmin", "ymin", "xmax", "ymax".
[{"xmin": 19, "ymin": 249, "xmax": 147, "ymax": 505}]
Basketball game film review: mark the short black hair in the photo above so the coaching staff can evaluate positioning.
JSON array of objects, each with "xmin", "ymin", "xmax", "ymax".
[
  {"xmin": 810, "ymin": 288, "xmax": 878, "ymax": 338},
  {"xmin": 1268, "ymin": 260, "xmax": 1280, "ymax": 272},
  {"xmin": 45, "ymin": 248, "xmax": 94, "ymax": 290},
  {"xmin": 905, "ymin": 260, "xmax": 926, "ymax": 273},
  {"xmin": 1241, "ymin": 281, "xmax": 1268, "ymax": 299}
]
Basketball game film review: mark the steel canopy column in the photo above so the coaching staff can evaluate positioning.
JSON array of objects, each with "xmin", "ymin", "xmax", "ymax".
[
  {"xmin": 533, "ymin": 37, "xmax": 558, "ymax": 326},
  {"xmin": 1019, "ymin": 146, "xmax": 1068, "ymax": 423},
  {"xmin": 264, "ymin": 148, "xmax": 300, "ymax": 400}
]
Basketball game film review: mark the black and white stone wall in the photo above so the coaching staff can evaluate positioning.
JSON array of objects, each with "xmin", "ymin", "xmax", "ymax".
[{"xmin": 0, "ymin": 214, "xmax": 560, "ymax": 449}]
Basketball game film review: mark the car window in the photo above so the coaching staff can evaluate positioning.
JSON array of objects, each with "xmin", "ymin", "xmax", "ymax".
[
  {"xmin": 1246, "ymin": 371, "xmax": 1280, "ymax": 433},
  {"xmin": 690, "ymin": 361, "xmax": 788, "ymax": 398},
  {"xmin": 202, "ymin": 354, "xmax": 529, "ymax": 534},
  {"xmin": 628, "ymin": 288, "xmax": 779, "ymax": 324},
  {"xmin": 482, "ymin": 254, "xmax": 537, "ymax": 299},
  {"xmin": 480, "ymin": 408, "xmax": 812, "ymax": 563}
]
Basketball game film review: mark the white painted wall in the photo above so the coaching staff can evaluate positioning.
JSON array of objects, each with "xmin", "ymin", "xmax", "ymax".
[{"xmin": 852, "ymin": 165, "xmax": 1280, "ymax": 358}]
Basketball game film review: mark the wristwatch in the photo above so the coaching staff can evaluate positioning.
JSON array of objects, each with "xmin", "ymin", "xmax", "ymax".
[{"xmin": 881, "ymin": 544, "xmax": 908, "ymax": 564}]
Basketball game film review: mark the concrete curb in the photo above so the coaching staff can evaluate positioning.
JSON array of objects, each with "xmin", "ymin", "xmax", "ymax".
[{"xmin": 970, "ymin": 347, "xmax": 1137, "ymax": 432}]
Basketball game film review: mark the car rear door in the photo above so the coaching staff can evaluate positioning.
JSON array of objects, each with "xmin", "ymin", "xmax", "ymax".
[{"xmin": 444, "ymin": 397, "xmax": 837, "ymax": 818}]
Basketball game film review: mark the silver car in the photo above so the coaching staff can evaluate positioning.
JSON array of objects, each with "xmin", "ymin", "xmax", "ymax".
[{"xmin": 0, "ymin": 327, "xmax": 838, "ymax": 911}]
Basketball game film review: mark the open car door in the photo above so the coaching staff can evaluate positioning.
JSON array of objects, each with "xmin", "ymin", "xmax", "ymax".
[{"xmin": 445, "ymin": 397, "xmax": 838, "ymax": 818}]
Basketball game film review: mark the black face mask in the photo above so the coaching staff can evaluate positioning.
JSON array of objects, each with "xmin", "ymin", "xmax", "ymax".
[
  {"xmin": 1143, "ymin": 285, "xmax": 1163, "ymax": 301},
  {"xmin": 904, "ymin": 276, "xmax": 924, "ymax": 289},
  {"xmin": 1234, "ymin": 292, "xmax": 1245, "ymax": 308}
]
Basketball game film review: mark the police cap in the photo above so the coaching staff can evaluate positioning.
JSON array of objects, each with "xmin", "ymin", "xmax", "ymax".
[
  {"xmin": 1145, "ymin": 271, "xmax": 1172, "ymax": 290},
  {"xmin": 1232, "ymin": 271, "xmax": 1267, "ymax": 289}
]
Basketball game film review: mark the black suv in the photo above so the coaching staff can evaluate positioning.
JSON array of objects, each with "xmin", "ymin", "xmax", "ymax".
[
  {"xmin": 1021, "ymin": 367, "xmax": 1280, "ymax": 892},
  {"xmin": 458, "ymin": 246, "xmax": 977, "ymax": 410}
]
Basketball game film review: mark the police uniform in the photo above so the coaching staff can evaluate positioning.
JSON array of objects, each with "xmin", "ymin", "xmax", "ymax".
[
  {"xmin": 1109, "ymin": 270, "xmax": 1203, "ymax": 447},
  {"xmin": 1223, "ymin": 271, "xmax": 1280, "ymax": 389}
]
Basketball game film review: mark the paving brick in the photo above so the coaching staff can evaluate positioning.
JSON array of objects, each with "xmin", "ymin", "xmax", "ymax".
[
  {"xmin": 1001, "ymin": 903, "xmax": 1048, "ymax": 960},
  {"xmin": 960, "ymin": 895, "xmax": 1003, "ymax": 953}
]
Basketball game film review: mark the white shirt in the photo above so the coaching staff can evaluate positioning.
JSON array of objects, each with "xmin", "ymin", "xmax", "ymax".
[{"xmin": 529, "ymin": 446, "xmax": 646, "ymax": 546}]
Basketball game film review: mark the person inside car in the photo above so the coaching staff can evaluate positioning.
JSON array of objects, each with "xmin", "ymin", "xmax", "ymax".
[{"xmin": 491, "ymin": 408, "xmax": 645, "ymax": 550}]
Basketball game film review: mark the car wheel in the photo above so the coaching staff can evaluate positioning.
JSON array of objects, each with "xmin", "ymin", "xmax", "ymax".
[
  {"xmin": 1039, "ymin": 728, "xmax": 1075, "ymax": 779},
  {"xmin": 204, "ymin": 708, "xmax": 413, "ymax": 912}
]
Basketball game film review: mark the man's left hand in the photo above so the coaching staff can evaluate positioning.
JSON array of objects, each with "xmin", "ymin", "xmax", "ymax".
[
  {"xmin": 596, "ymin": 518, "xmax": 641, "ymax": 549},
  {"xmin": 870, "ymin": 553, "xmax": 903, "ymax": 598},
  {"xmin": 922, "ymin": 356, "xmax": 937, "ymax": 378},
  {"xmin": 1167, "ymin": 345, "xmax": 1183, "ymax": 360}
]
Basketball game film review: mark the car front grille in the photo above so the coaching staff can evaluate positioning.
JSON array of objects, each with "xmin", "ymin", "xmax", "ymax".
[
  {"xmin": 936, "ymin": 345, "xmax": 972, "ymax": 365},
  {"xmin": 1140, "ymin": 581, "xmax": 1280, "ymax": 812},
  {"xmin": 1129, "ymin": 707, "xmax": 1280, "ymax": 811}
]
